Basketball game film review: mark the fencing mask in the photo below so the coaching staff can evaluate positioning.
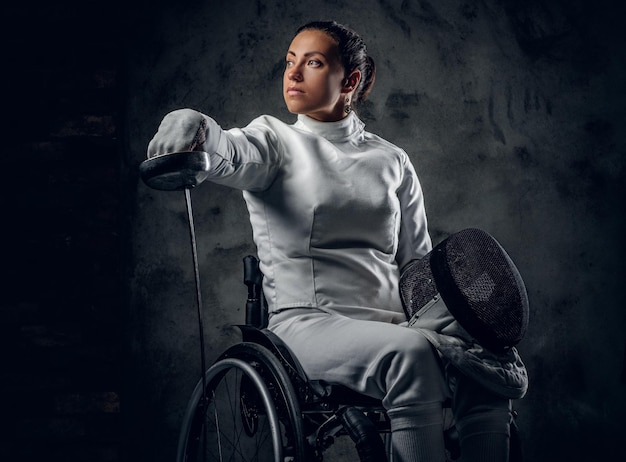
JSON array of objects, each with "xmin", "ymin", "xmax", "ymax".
[{"xmin": 400, "ymin": 228, "xmax": 529, "ymax": 352}]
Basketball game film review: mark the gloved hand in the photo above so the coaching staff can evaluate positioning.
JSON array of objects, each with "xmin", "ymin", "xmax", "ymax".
[{"xmin": 147, "ymin": 108, "xmax": 216, "ymax": 158}]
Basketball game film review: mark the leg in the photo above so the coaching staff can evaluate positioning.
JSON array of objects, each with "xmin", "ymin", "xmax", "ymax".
[
  {"xmin": 388, "ymin": 403, "xmax": 446, "ymax": 462},
  {"xmin": 449, "ymin": 366, "xmax": 512, "ymax": 462},
  {"xmin": 269, "ymin": 309, "xmax": 450, "ymax": 461}
]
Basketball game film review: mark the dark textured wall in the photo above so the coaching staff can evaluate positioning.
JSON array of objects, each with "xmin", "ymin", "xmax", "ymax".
[
  {"xmin": 125, "ymin": 0, "xmax": 626, "ymax": 461},
  {"xmin": 4, "ymin": 1, "xmax": 126, "ymax": 461}
]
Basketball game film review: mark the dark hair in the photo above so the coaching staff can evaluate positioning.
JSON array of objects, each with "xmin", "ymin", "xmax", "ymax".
[{"xmin": 295, "ymin": 21, "xmax": 376, "ymax": 105}]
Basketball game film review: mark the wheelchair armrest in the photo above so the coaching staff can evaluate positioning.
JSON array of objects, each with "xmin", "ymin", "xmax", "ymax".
[
  {"xmin": 243, "ymin": 255, "xmax": 268, "ymax": 328},
  {"xmin": 243, "ymin": 255, "xmax": 263, "ymax": 286}
]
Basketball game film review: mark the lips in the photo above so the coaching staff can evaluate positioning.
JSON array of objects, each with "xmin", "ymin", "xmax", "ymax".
[{"xmin": 286, "ymin": 86, "xmax": 304, "ymax": 96}]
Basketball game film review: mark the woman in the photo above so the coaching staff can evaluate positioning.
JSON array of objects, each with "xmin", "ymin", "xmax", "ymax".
[{"xmin": 147, "ymin": 21, "xmax": 517, "ymax": 461}]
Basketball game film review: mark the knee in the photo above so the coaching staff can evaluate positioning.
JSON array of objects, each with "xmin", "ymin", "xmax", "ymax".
[
  {"xmin": 390, "ymin": 331, "xmax": 439, "ymax": 368},
  {"xmin": 383, "ymin": 332, "xmax": 439, "ymax": 382},
  {"xmin": 382, "ymin": 332, "xmax": 448, "ymax": 409},
  {"xmin": 450, "ymin": 366, "xmax": 511, "ymax": 418}
]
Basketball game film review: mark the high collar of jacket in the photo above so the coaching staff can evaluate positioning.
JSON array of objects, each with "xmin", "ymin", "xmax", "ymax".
[{"xmin": 295, "ymin": 112, "xmax": 365, "ymax": 142}]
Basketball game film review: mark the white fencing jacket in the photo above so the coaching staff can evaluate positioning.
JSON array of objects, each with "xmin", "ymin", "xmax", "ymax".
[{"xmin": 202, "ymin": 112, "xmax": 431, "ymax": 324}]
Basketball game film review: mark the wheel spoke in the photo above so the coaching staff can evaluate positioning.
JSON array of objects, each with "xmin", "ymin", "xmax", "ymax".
[{"xmin": 177, "ymin": 345, "xmax": 305, "ymax": 462}]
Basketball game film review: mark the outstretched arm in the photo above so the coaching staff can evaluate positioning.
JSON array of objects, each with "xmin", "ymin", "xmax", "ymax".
[{"xmin": 147, "ymin": 109, "xmax": 281, "ymax": 192}]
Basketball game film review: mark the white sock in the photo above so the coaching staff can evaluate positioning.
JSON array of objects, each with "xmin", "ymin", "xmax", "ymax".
[
  {"xmin": 456, "ymin": 410, "xmax": 511, "ymax": 462},
  {"xmin": 388, "ymin": 403, "xmax": 446, "ymax": 462}
]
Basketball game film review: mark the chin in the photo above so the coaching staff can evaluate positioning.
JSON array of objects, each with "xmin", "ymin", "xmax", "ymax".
[{"xmin": 285, "ymin": 105, "xmax": 305, "ymax": 115}]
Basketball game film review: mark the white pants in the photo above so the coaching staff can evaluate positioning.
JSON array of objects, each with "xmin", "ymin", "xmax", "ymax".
[{"xmin": 268, "ymin": 308, "xmax": 450, "ymax": 410}]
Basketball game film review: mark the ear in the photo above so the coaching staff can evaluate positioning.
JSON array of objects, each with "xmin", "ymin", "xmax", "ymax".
[{"xmin": 342, "ymin": 69, "xmax": 362, "ymax": 94}]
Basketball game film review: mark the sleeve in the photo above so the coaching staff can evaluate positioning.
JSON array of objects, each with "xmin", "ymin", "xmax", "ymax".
[
  {"xmin": 202, "ymin": 115, "xmax": 282, "ymax": 192},
  {"xmin": 395, "ymin": 153, "xmax": 432, "ymax": 269}
]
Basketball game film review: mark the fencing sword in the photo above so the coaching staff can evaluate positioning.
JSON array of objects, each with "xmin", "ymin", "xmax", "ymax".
[{"xmin": 139, "ymin": 150, "xmax": 211, "ymax": 405}]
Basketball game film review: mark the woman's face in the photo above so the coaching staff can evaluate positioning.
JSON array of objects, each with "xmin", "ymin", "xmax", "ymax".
[{"xmin": 283, "ymin": 29, "xmax": 348, "ymax": 122}]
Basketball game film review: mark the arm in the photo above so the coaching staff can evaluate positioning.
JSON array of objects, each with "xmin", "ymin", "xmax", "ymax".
[
  {"xmin": 147, "ymin": 109, "xmax": 281, "ymax": 191},
  {"xmin": 396, "ymin": 154, "xmax": 432, "ymax": 269}
]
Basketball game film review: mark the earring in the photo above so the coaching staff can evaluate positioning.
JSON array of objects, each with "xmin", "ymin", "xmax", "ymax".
[{"xmin": 344, "ymin": 96, "xmax": 352, "ymax": 114}]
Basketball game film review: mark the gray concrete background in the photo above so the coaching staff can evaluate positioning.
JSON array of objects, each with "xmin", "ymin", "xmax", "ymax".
[{"xmin": 123, "ymin": 1, "xmax": 625, "ymax": 460}]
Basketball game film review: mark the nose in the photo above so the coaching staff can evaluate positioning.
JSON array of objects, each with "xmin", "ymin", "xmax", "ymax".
[{"xmin": 287, "ymin": 65, "xmax": 303, "ymax": 82}]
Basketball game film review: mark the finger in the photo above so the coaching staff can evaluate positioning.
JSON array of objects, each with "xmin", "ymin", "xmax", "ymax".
[
  {"xmin": 147, "ymin": 137, "xmax": 158, "ymax": 158},
  {"xmin": 188, "ymin": 117, "xmax": 208, "ymax": 151}
]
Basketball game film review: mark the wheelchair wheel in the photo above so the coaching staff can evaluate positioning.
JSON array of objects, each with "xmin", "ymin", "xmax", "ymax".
[{"xmin": 177, "ymin": 342, "xmax": 306, "ymax": 462}]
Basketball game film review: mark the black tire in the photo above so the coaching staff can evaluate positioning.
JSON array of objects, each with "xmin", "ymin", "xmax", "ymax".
[{"xmin": 177, "ymin": 342, "xmax": 306, "ymax": 462}]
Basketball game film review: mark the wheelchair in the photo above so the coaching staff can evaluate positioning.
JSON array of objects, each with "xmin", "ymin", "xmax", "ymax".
[
  {"xmin": 176, "ymin": 254, "xmax": 398, "ymax": 462},
  {"xmin": 139, "ymin": 151, "xmax": 522, "ymax": 462}
]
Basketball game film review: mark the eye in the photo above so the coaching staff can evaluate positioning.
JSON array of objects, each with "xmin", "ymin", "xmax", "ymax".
[{"xmin": 308, "ymin": 59, "xmax": 322, "ymax": 67}]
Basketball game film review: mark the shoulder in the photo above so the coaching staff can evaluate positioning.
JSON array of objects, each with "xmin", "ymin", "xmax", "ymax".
[
  {"xmin": 362, "ymin": 128, "xmax": 411, "ymax": 165},
  {"xmin": 240, "ymin": 115, "xmax": 303, "ymax": 142}
]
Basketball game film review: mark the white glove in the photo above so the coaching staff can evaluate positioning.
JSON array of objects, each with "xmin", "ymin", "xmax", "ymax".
[{"xmin": 147, "ymin": 108, "xmax": 220, "ymax": 158}]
